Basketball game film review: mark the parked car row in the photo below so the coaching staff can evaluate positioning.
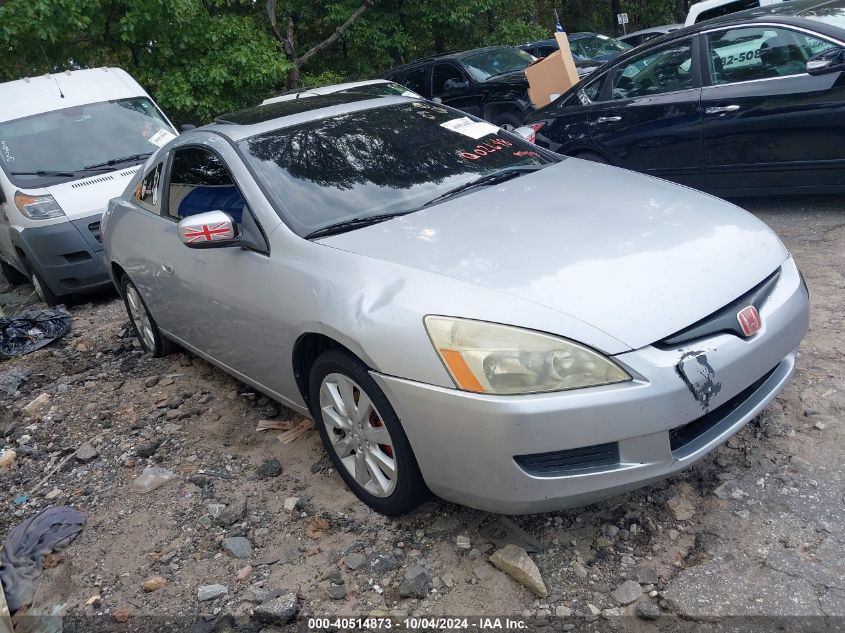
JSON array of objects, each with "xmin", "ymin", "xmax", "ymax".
[{"xmin": 522, "ymin": 0, "xmax": 845, "ymax": 196}]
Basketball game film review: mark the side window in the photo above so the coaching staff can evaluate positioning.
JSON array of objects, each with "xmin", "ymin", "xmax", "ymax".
[
  {"xmin": 707, "ymin": 27, "xmax": 835, "ymax": 85},
  {"xmin": 134, "ymin": 163, "xmax": 163, "ymax": 213},
  {"xmin": 612, "ymin": 40, "xmax": 695, "ymax": 100},
  {"xmin": 401, "ymin": 66, "xmax": 428, "ymax": 96},
  {"xmin": 583, "ymin": 74, "xmax": 606, "ymax": 102},
  {"xmin": 433, "ymin": 63, "xmax": 468, "ymax": 95},
  {"xmin": 167, "ymin": 147, "xmax": 247, "ymax": 226}
]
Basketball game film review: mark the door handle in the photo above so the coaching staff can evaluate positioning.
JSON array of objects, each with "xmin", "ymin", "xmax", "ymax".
[
  {"xmin": 705, "ymin": 105, "xmax": 740, "ymax": 114},
  {"xmin": 596, "ymin": 116, "xmax": 622, "ymax": 123},
  {"xmin": 159, "ymin": 258, "xmax": 174, "ymax": 276}
]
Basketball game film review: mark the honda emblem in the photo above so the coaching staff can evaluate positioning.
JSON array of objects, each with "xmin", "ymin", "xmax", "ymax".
[{"xmin": 737, "ymin": 305, "xmax": 762, "ymax": 337}]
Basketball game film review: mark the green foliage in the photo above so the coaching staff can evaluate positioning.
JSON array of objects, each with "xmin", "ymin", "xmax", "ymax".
[{"xmin": 0, "ymin": 0, "xmax": 686, "ymax": 124}]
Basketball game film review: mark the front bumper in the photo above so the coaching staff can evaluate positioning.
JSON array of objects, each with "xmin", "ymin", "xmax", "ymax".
[
  {"xmin": 15, "ymin": 213, "xmax": 111, "ymax": 295},
  {"xmin": 373, "ymin": 258, "xmax": 809, "ymax": 514}
]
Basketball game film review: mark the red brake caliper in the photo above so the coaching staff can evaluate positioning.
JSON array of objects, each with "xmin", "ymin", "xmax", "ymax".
[{"xmin": 369, "ymin": 411, "xmax": 393, "ymax": 457}]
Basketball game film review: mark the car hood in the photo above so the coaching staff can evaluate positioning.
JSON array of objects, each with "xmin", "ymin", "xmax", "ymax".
[
  {"xmin": 321, "ymin": 160, "xmax": 788, "ymax": 351},
  {"xmin": 45, "ymin": 166, "xmax": 141, "ymax": 221},
  {"xmin": 483, "ymin": 70, "xmax": 530, "ymax": 87}
]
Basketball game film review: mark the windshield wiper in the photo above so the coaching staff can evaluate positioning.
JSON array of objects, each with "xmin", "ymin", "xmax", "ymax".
[
  {"xmin": 10, "ymin": 170, "xmax": 78, "ymax": 177},
  {"xmin": 421, "ymin": 165, "xmax": 547, "ymax": 209},
  {"xmin": 306, "ymin": 210, "xmax": 415, "ymax": 239},
  {"xmin": 84, "ymin": 152, "xmax": 152, "ymax": 170}
]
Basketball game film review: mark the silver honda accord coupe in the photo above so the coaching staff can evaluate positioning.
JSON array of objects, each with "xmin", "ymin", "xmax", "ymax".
[{"xmin": 102, "ymin": 92, "xmax": 809, "ymax": 515}]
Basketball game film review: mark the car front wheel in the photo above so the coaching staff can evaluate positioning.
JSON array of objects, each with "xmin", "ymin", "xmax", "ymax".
[
  {"xmin": 309, "ymin": 349, "xmax": 429, "ymax": 515},
  {"xmin": 120, "ymin": 275, "xmax": 173, "ymax": 357}
]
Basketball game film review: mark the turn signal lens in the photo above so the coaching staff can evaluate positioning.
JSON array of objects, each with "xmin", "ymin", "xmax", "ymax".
[
  {"xmin": 425, "ymin": 316, "xmax": 630, "ymax": 395},
  {"xmin": 14, "ymin": 192, "xmax": 65, "ymax": 220}
]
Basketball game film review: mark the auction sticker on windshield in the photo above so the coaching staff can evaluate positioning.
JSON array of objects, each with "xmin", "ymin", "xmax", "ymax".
[
  {"xmin": 441, "ymin": 117, "xmax": 500, "ymax": 140},
  {"xmin": 148, "ymin": 128, "xmax": 176, "ymax": 147}
]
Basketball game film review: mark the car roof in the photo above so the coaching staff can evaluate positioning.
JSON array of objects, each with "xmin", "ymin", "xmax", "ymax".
[
  {"xmin": 0, "ymin": 67, "xmax": 147, "ymax": 123},
  {"xmin": 384, "ymin": 46, "xmax": 523, "ymax": 74},
  {"xmin": 207, "ymin": 93, "xmax": 415, "ymax": 142},
  {"xmin": 620, "ymin": 24, "xmax": 683, "ymax": 38},
  {"xmin": 262, "ymin": 79, "xmax": 394, "ymax": 105}
]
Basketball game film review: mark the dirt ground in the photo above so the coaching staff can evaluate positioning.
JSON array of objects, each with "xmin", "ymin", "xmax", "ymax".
[{"xmin": 1, "ymin": 195, "xmax": 843, "ymax": 632}]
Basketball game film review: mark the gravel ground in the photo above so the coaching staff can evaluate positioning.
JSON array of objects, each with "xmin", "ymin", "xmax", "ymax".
[{"xmin": 1, "ymin": 195, "xmax": 842, "ymax": 632}]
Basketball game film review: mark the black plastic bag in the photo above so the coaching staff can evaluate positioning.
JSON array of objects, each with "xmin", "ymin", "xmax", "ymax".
[{"xmin": 0, "ymin": 306, "xmax": 72, "ymax": 359}]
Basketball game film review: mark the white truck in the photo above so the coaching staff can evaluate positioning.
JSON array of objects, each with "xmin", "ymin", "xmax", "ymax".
[{"xmin": 0, "ymin": 67, "xmax": 176, "ymax": 305}]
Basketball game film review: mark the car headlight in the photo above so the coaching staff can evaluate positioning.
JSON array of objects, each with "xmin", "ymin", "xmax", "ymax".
[
  {"xmin": 14, "ymin": 192, "xmax": 65, "ymax": 220},
  {"xmin": 425, "ymin": 316, "xmax": 631, "ymax": 395}
]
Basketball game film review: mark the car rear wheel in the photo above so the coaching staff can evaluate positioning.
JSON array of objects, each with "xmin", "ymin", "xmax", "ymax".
[
  {"xmin": 120, "ymin": 275, "xmax": 174, "ymax": 357},
  {"xmin": 309, "ymin": 349, "xmax": 429, "ymax": 515}
]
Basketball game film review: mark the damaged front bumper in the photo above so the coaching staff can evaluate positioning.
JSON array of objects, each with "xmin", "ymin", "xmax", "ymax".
[{"xmin": 372, "ymin": 258, "xmax": 809, "ymax": 514}]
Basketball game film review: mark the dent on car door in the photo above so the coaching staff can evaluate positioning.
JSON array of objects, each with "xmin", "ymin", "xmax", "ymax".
[
  {"xmin": 701, "ymin": 25, "xmax": 845, "ymax": 192},
  {"xmin": 587, "ymin": 37, "xmax": 705, "ymax": 188},
  {"xmin": 157, "ymin": 143, "xmax": 280, "ymax": 384}
]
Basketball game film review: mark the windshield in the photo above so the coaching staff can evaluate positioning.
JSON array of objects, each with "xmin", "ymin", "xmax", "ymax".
[
  {"xmin": 0, "ymin": 97, "xmax": 173, "ymax": 188},
  {"xmin": 239, "ymin": 101, "xmax": 554, "ymax": 237},
  {"xmin": 461, "ymin": 48, "xmax": 536, "ymax": 80},
  {"xmin": 569, "ymin": 34, "xmax": 631, "ymax": 60}
]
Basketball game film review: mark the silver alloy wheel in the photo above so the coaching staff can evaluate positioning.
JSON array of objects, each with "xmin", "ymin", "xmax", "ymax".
[
  {"xmin": 125, "ymin": 284, "xmax": 156, "ymax": 351},
  {"xmin": 319, "ymin": 373, "xmax": 398, "ymax": 498}
]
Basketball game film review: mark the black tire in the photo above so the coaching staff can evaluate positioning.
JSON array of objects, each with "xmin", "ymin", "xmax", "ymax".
[
  {"xmin": 572, "ymin": 150, "xmax": 610, "ymax": 165},
  {"xmin": 31, "ymin": 271, "xmax": 62, "ymax": 307},
  {"xmin": 120, "ymin": 274, "xmax": 174, "ymax": 357},
  {"xmin": 490, "ymin": 111, "xmax": 522, "ymax": 131},
  {"xmin": 309, "ymin": 349, "xmax": 429, "ymax": 515},
  {"xmin": 0, "ymin": 260, "xmax": 27, "ymax": 286}
]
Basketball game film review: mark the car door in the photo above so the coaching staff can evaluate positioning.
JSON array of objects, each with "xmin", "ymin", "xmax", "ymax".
[
  {"xmin": 156, "ymin": 140, "xmax": 280, "ymax": 384},
  {"xmin": 701, "ymin": 24, "xmax": 845, "ymax": 192},
  {"xmin": 107, "ymin": 161, "xmax": 172, "ymax": 315},
  {"xmin": 432, "ymin": 62, "xmax": 481, "ymax": 117},
  {"xmin": 587, "ymin": 36, "xmax": 705, "ymax": 188}
]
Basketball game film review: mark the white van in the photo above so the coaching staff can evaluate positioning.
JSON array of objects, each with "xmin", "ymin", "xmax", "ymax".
[
  {"xmin": 685, "ymin": 0, "xmax": 787, "ymax": 26},
  {"xmin": 0, "ymin": 67, "xmax": 176, "ymax": 305}
]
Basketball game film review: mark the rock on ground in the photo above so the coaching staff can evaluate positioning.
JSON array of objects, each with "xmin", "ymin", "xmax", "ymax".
[
  {"xmin": 488, "ymin": 544, "xmax": 548, "ymax": 598},
  {"xmin": 197, "ymin": 584, "xmax": 228, "ymax": 602},
  {"xmin": 251, "ymin": 592, "xmax": 300, "ymax": 625},
  {"xmin": 222, "ymin": 536, "xmax": 253, "ymax": 560},
  {"xmin": 612, "ymin": 580, "xmax": 642, "ymax": 605},
  {"xmin": 399, "ymin": 565, "xmax": 430, "ymax": 599}
]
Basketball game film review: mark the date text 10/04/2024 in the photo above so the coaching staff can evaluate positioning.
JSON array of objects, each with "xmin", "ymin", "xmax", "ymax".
[{"xmin": 307, "ymin": 617, "xmax": 529, "ymax": 630}]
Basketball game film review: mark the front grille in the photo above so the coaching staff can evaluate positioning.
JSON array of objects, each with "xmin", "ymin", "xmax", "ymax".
[
  {"xmin": 658, "ymin": 268, "xmax": 781, "ymax": 348},
  {"xmin": 514, "ymin": 442, "xmax": 620, "ymax": 477},
  {"xmin": 88, "ymin": 221, "xmax": 102, "ymax": 242},
  {"xmin": 669, "ymin": 365, "xmax": 778, "ymax": 454}
]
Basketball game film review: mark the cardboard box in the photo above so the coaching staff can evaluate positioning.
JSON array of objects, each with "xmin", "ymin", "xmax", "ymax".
[{"xmin": 525, "ymin": 32, "xmax": 581, "ymax": 108}]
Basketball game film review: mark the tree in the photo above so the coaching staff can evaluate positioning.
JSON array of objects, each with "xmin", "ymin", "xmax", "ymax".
[{"xmin": 266, "ymin": 0, "xmax": 373, "ymax": 88}]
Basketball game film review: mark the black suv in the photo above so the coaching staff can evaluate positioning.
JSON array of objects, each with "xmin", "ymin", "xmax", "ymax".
[{"xmin": 382, "ymin": 46, "xmax": 537, "ymax": 128}]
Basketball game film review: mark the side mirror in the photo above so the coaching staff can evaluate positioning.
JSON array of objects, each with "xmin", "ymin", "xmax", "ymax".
[
  {"xmin": 807, "ymin": 47, "xmax": 845, "ymax": 76},
  {"xmin": 180, "ymin": 123, "xmax": 197, "ymax": 132},
  {"xmin": 177, "ymin": 210, "xmax": 239, "ymax": 249}
]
